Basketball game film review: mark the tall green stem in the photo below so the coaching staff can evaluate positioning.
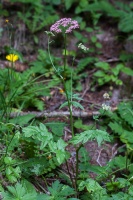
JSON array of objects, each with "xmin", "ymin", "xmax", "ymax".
[
  {"xmin": 62, "ymin": 79, "xmax": 74, "ymax": 137},
  {"xmin": 47, "ymin": 34, "xmax": 74, "ymax": 137},
  {"xmin": 64, "ymin": 34, "xmax": 67, "ymax": 72},
  {"xmin": 63, "ymin": 33, "xmax": 74, "ymax": 137}
]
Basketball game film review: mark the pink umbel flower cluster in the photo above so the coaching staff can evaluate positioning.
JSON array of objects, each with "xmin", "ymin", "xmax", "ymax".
[{"xmin": 50, "ymin": 18, "xmax": 79, "ymax": 33}]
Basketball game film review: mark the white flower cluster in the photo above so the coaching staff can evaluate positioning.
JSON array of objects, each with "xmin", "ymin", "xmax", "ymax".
[
  {"xmin": 102, "ymin": 93, "xmax": 111, "ymax": 111},
  {"xmin": 103, "ymin": 92, "xmax": 110, "ymax": 99},
  {"xmin": 102, "ymin": 103, "xmax": 111, "ymax": 111},
  {"xmin": 78, "ymin": 43, "xmax": 89, "ymax": 51}
]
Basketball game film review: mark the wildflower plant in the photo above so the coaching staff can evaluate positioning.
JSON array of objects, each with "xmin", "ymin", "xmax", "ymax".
[
  {"xmin": 0, "ymin": 19, "xmax": 20, "ymax": 122},
  {"xmin": 46, "ymin": 18, "xmax": 111, "ymax": 196},
  {"xmin": 102, "ymin": 92, "xmax": 111, "ymax": 111},
  {"xmin": 46, "ymin": 18, "xmax": 80, "ymax": 138}
]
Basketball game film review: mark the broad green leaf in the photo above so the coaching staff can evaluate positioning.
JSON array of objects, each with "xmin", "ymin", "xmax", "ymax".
[
  {"xmin": 112, "ymin": 64, "xmax": 124, "ymax": 76},
  {"xmin": 95, "ymin": 42, "xmax": 102, "ymax": 48},
  {"xmin": 4, "ymin": 157, "xmax": 15, "ymax": 165},
  {"xmin": 9, "ymin": 114, "xmax": 35, "ymax": 126},
  {"xmin": 95, "ymin": 62, "xmax": 110, "ymax": 70},
  {"xmin": 74, "ymin": 119, "xmax": 92, "ymax": 130},
  {"xmin": 48, "ymin": 141, "xmax": 57, "ymax": 152},
  {"xmin": 94, "ymin": 70, "xmax": 106, "ymax": 77},
  {"xmin": 45, "ymin": 122, "xmax": 66, "ymax": 136},
  {"xmin": 91, "ymin": 36, "xmax": 97, "ymax": 43},
  {"xmin": 78, "ymin": 178, "xmax": 102, "ymax": 192},
  {"xmin": 57, "ymin": 138, "xmax": 67, "ymax": 150},
  {"xmin": 121, "ymin": 67, "xmax": 133, "ymax": 75},
  {"xmin": 56, "ymin": 150, "xmax": 66, "ymax": 164}
]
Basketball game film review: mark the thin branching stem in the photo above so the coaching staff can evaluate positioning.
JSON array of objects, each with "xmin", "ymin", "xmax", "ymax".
[{"xmin": 66, "ymin": 160, "xmax": 75, "ymax": 189}]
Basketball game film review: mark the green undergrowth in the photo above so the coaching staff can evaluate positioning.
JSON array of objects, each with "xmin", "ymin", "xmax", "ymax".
[{"xmin": 0, "ymin": 102, "xmax": 133, "ymax": 199}]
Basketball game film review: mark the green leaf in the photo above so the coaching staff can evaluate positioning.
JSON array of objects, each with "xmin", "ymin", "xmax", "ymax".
[
  {"xmin": 57, "ymin": 138, "xmax": 67, "ymax": 150},
  {"xmin": 112, "ymin": 64, "xmax": 124, "ymax": 76},
  {"xmin": 2, "ymin": 180, "xmax": 37, "ymax": 200},
  {"xmin": 9, "ymin": 114, "xmax": 35, "ymax": 126},
  {"xmin": 70, "ymin": 129, "xmax": 110, "ymax": 146},
  {"xmin": 51, "ymin": 0, "xmax": 61, "ymax": 5},
  {"xmin": 56, "ymin": 150, "xmax": 66, "ymax": 164},
  {"xmin": 45, "ymin": 122, "xmax": 66, "ymax": 137},
  {"xmin": 91, "ymin": 36, "xmax": 97, "ymax": 43},
  {"xmin": 72, "ymin": 101, "xmax": 84, "ymax": 110},
  {"xmin": 65, "ymin": 0, "xmax": 75, "ymax": 10},
  {"xmin": 95, "ymin": 62, "xmax": 110, "ymax": 70},
  {"xmin": 47, "ymin": 180, "xmax": 76, "ymax": 198},
  {"xmin": 36, "ymin": 194, "xmax": 51, "ymax": 200},
  {"xmin": 95, "ymin": 42, "xmax": 102, "ymax": 48},
  {"xmin": 109, "ymin": 122, "xmax": 123, "ymax": 135},
  {"xmin": 77, "ymin": 57, "xmax": 95, "ymax": 71},
  {"xmin": 121, "ymin": 67, "xmax": 133, "ymax": 76},
  {"xmin": 109, "ymin": 155, "xmax": 127, "ymax": 169},
  {"xmin": 74, "ymin": 119, "xmax": 92, "ymax": 131},
  {"xmin": 59, "ymin": 101, "xmax": 68, "ymax": 109},
  {"xmin": 31, "ymin": 98, "xmax": 44, "ymax": 111},
  {"xmin": 7, "ymin": 174, "xmax": 17, "ymax": 183},
  {"xmin": 4, "ymin": 157, "xmax": 15, "ymax": 165},
  {"xmin": 22, "ymin": 123, "xmax": 53, "ymax": 149},
  {"xmin": 119, "ymin": 13, "xmax": 133, "ymax": 32},
  {"xmin": 118, "ymin": 103, "xmax": 133, "ymax": 127},
  {"xmin": 93, "ymin": 70, "xmax": 106, "ymax": 77},
  {"xmin": 78, "ymin": 178, "xmax": 102, "ymax": 192}
]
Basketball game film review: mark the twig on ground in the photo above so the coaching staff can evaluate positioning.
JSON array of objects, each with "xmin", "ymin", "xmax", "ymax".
[
  {"xmin": 10, "ymin": 107, "xmax": 117, "ymax": 119},
  {"xmin": 96, "ymin": 148, "xmax": 104, "ymax": 167}
]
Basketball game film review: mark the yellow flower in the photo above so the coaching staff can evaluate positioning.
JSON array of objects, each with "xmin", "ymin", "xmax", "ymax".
[
  {"xmin": 5, "ymin": 19, "xmax": 9, "ymax": 23},
  {"xmin": 6, "ymin": 54, "xmax": 19, "ymax": 62},
  {"xmin": 59, "ymin": 88, "xmax": 64, "ymax": 94},
  {"xmin": 47, "ymin": 154, "xmax": 52, "ymax": 160}
]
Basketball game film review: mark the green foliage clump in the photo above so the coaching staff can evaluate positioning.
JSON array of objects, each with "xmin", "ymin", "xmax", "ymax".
[{"xmin": 10, "ymin": 0, "xmax": 59, "ymax": 34}]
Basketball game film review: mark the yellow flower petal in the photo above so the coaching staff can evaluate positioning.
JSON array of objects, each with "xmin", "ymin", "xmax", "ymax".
[
  {"xmin": 6, "ymin": 54, "xmax": 19, "ymax": 62},
  {"xmin": 59, "ymin": 88, "xmax": 64, "ymax": 94}
]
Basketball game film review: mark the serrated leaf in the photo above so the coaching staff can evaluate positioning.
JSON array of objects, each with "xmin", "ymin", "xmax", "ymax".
[
  {"xmin": 59, "ymin": 101, "xmax": 68, "ymax": 109},
  {"xmin": 109, "ymin": 122, "xmax": 123, "ymax": 135},
  {"xmin": 78, "ymin": 178, "xmax": 102, "ymax": 192},
  {"xmin": 57, "ymin": 138, "xmax": 67, "ymax": 150},
  {"xmin": 72, "ymin": 101, "xmax": 84, "ymax": 110},
  {"xmin": 77, "ymin": 57, "xmax": 95, "ymax": 72},
  {"xmin": 118, "ymin": 103, "xmax": 133, "ymax": 127},
  {"xmin": 70, "ymin": 129, "xmax": 110, "ymax": 146}
]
